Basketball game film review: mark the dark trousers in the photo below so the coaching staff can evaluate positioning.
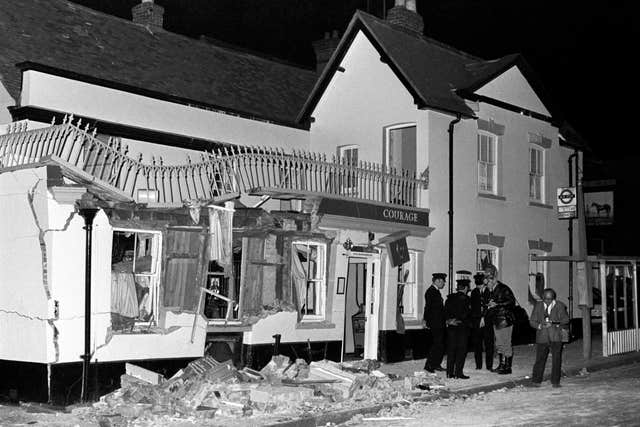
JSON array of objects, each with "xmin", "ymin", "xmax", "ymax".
[
  {"xmin": 531, "ymin": 341, "xmax": 563, "ymax": 385},
  {"xmin": 424, "ymin": 327, "xmax": 445, "ymax": 368},
  {"xmin": 471, "ymin": 322, "xmax": 494, "ymax": 369},
  {"xmin": 446, "ymin": 326, "xmax": 469, "ymax": 376}
]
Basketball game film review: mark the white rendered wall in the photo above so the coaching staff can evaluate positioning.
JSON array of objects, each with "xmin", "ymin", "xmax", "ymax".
[
  {"xmin": 21, "ymin": 70, "xmax": 310, "ymax": 152},
  {"xmin": 426, "ymin": 104, "xmax": 571, "ymax": 314},
  {"xmin": 48, "ymin": 201, "xmax": 207, "ymax": 364},
  {"xmin": 309, "ymin": 30, "xmax": 429, "ymax": 186},
  {"xmin": 475, "ymin": 66, "xmax": 551, "ymax": 117},
  {"xmin": 0, "ymin": 167, "xmax": 50, "ymax": 363}
]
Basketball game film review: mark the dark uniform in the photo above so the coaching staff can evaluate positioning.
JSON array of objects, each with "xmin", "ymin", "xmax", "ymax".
[
  {"xmin": 470, "ymin": 273, "xmax": 494, "ymax": 370},
  {"xmin": 423, "ymin": 273, "xmax": 446, "ymax": 372},
  {"xmin": 445, "ymin": 281, "xmax": 471, "ymax": 379}
]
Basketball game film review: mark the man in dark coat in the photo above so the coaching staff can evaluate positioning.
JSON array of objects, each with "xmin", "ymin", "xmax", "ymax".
[
  {"xmin": 528, "ymin": 288, "xmax": 570, "ymax": 388},
  {"xmin": 484, "ymin": 264, "xmax": 517, "ymax": 374},
  {"xmin": 470, "ymin": 271, "xmax": 494, "ymax": 371},
  {"xmin": 444, "ymin": 277, "xmax": 471, "ymax": 379},
  {"xmin": 423, "ymin": 272, "xmax": 446, "ymax": 372}
]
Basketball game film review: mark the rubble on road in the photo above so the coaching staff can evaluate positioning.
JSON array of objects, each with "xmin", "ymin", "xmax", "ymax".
[{"xmin": 76, "ymin": 356, "xmax": 446, "ymax": 425}]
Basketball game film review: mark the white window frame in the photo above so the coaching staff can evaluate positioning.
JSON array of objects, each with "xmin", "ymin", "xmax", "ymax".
[
  {"xmin": 477, "ymin": 131, "xmax": 498, "ymax": 194},
  {"xmin": 338, "ymin": 144, "xmax": 359, "ymax": 195},
  {"xmin": 476, "ymin": 245, "xmax": 500, "ymax": 276},
  {"xmin": 399, "ymin": 250, "xmax": 419, "ymax": 320},
  {"xmin": 112, "ymin": 228, "xmax": 162, "ymax": 325},
  {"xmin": 529, "ymin": 146, "xmax": 545, "ymax": 203},
  {"xmin": 384, "ymin": 124, "xmax": 417, "ymax": 172},
  {"xmin": 293, "ymin": 240, "xmax": 327, "ymax": 321}
]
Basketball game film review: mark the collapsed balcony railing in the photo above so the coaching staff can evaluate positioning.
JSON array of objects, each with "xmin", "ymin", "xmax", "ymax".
[{"xmin": 0, "ymin": 117, "xmax": 428, "ymax": 207}]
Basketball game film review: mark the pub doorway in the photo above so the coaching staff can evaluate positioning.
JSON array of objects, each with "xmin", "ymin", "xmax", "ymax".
[{"xmin": 341, "ymin": 251, "xmax": 381, "ymax": 361}]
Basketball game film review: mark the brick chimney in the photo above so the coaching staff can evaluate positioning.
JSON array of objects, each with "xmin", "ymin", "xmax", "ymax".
[
  {"xmin": 312, "ymin": 30, "xmax": 340, "ymax": 73},
  {"xmin": 132, "ymin": 0, "xmax": 164, "ymax": 29},
  {"xmin": 386, "ymin": 0, "xmax": 424, "ymax": 36}
]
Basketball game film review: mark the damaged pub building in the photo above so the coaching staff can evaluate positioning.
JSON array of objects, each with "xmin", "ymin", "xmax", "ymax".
[{"xmin": 1, "ymin": 0, "xmax": 586, "ymax": 403}]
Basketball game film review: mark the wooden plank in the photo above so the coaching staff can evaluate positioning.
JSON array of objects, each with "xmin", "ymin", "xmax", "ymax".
[{"xmin": 240, "ymin": 237, "xmax": 265, "ymax": 315}]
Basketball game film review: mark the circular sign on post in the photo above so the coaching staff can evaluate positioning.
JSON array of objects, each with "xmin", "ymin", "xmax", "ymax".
[{"xmin": 557, "ymin": 187, "xmax": 577, "ymax": 219}]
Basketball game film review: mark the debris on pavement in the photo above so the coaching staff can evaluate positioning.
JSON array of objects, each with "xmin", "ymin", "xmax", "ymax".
[{"xmin": 70, "ymin": 355, "xmax": 445, "ymax": 425}]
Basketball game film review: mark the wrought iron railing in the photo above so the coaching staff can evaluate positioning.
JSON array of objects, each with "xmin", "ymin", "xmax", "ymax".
[{"xmin": 0, "ymin": 117, "xmax": 428, "ymax": 207}]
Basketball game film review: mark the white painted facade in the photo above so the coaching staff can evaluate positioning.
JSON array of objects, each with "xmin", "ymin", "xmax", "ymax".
[
  {"xmin": 19, "ymin": 70, "xmax": 311, "ymax": 162},
  {"xmin": 0, "ymin": 166, "xmax": 207, "ymax": 364},
  {"xmin": 0, "ymin": 22, "xmax": 581, "ymax": 367},
  {"xmin": 306, "ymin": 28, "xmax": 579, "ymax": 338},
  {"xmin": 0, "ymin": 167, "xmax": 51, "ymax": 363}
]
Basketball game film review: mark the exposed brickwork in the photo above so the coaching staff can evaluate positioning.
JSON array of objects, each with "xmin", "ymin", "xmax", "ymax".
[
  {"xmin": 132, "ymin": 1, "xmax": 164, "ymax": 29},
  {"xmin": 386, "ymin": 6, "xmax": 424, "ymax": 36}
]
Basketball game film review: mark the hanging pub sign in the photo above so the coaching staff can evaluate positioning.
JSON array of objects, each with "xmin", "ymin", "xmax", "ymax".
[
  {"xmin": 378, "ymin": 230, "xmax": 411, "ymax": 267},
  {"xmin": 387, "ymin": 237, "xmax": 409, "ymax": 267},
  {"xmin": 557, "ymin": 187, "xmax": 577, "ymax": 220}
]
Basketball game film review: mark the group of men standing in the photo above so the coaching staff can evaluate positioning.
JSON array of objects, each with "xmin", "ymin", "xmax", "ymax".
[{"xmin": 422, "ymin": 264, "xmax": 516, "ymax": 379}]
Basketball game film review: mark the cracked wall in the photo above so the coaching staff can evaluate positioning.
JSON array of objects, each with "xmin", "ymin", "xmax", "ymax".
[{"xmin": 0, "ymin": 167, "xmax": 51, "ymax": 363}]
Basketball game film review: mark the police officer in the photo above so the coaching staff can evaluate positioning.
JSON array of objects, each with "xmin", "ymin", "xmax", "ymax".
[
  {"xmin": 423, "ymin": 273, "xmax": 446, "ymax": 372},
  {"xmin": 470, "ymin": 271, "xmax": 495, "ymax": 371},
  {"xmin": 444, "ymin": 271, "xmax": 472, "ymax": 379}
]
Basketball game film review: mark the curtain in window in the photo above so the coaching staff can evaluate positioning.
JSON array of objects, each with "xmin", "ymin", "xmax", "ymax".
[
  {"xmin": 396, "ymin": 283, "xmax": 405, "ymax": 334},
  {"xmin": 477, "ymin": 249, "xmax": 494, "ymax": 271},
  {"xmin": 528, "ymin": 272, "xmax": 544, "ymax": 305},
  {"xmin": 208, "ymin": 206, "xmax": 233, "ymax": 278},
  {"xmin": 111, "ymin": 272, "xmax": 139, "ymax": 318},
  {"xmin": 291, "ymin": 247, "xmax": 307, "ymax": 320}
]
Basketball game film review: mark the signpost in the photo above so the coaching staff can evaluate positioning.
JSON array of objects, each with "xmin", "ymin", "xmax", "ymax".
[{"xmin": 557, "ymin": 187, "xmax": 578, "ymax": 219}]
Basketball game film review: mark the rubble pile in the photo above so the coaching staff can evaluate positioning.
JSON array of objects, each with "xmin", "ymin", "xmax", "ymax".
[{"xmin": 84, "ymin": 355, "xmax": 444, "ymax": 424}]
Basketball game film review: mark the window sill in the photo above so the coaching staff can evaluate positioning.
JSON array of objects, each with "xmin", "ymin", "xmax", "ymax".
[
  {"xmin": 207, "ymin": 321, "xmax": 252, "ymax": 333},
  {"xmin": 528, "ymin": 201, "xmax": 554, "ymax": 210},
  {"xmin": 296, "ymin": 320, "xmax": 336, "ymax": 329},
  {"xmin": 403, "ymin": 319, "xmax": 423, "ymax": 328},
  {"xmin": 478, "ymin": 192, "xmax": 506, "ymax": 202}
]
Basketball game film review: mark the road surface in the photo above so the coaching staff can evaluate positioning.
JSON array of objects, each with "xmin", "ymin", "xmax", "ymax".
[{"xmin": 352, "ymin": 363, "xmax": 640, "ymax": 426}]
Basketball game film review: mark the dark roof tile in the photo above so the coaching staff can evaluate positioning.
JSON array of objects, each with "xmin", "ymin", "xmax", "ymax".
[{"xmin": 0, "ymin": 0, "xmax": 317, "ymax": 125}]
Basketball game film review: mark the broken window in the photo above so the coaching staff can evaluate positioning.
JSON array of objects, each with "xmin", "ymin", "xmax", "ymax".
[
  {"xmin": 111, "ymin": 229, "xmax": 161, "ymax": 331},
  {"xmin": 162, "ymin": 227, "xmax": 208, "ymax": 313},
  {"xmin": 292, "ymin": 241, "xmax": 326, "ymax": 319},
  {"xmin": 204, "ymin": 251, "xmax": 242, "ymax": 321}
]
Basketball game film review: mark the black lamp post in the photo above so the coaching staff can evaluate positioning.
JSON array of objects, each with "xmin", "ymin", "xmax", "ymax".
[{"xmin": 76, "ymin": 195, "xmax": 98, "ymax": 403}]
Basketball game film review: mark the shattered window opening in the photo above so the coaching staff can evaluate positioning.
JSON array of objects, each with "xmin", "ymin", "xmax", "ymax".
[
  {"xmin": 111, "ymin": 229, "xmax": 162, "ymax": 331},
  {"xmin": 204, "ymin": 253, "xmax": 242, "ymax": 321},
  {"xmin": 292, "ymin": 241, "xmax": 326, "ymax": 320}
]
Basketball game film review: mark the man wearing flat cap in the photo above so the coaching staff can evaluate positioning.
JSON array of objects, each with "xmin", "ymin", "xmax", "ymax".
[
  {"xmin": 444, "ymin": 272, "xmax": 472, "ymax": 379},
  {"xmin": 423, "ymin": 272, "xmax": 446, "ymax": 372}
]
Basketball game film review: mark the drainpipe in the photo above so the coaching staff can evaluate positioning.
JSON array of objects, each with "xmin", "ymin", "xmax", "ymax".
[
  {"xmin": 568, "ymin": 151, "xmax": 577, "ymax": 323},
  {"xmin": 448, "ymin": 114, "xmax": 462, "ymax": 294},
  {"xmin": 78, "ymin": 207, "xmax": 98, "ymax": 402}
]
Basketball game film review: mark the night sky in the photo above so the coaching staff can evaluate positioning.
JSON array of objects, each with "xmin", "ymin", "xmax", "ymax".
[{"xmin": 72, "ymin": 0, "xmax": 639, "ymax": 159}]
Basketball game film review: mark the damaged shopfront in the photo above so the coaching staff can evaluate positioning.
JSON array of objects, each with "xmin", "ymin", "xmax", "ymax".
[{"xmin": 0, "ymin": 120, "xmax": 429, "ymax": 403}]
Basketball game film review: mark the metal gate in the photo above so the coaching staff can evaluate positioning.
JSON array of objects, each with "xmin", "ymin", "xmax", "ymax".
[{"xmin": 597, "ymin": 261, "xmax": 640, "ymax": 356}]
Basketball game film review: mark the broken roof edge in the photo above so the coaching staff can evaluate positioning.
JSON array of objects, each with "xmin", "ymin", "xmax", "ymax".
[
  {"xmin": 17, "ymin": 61, "xmax": 309, "ymax": 130},
  {"xmin": 296, "ymin": 10, "xmax": 476, "ymax": 124}
]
